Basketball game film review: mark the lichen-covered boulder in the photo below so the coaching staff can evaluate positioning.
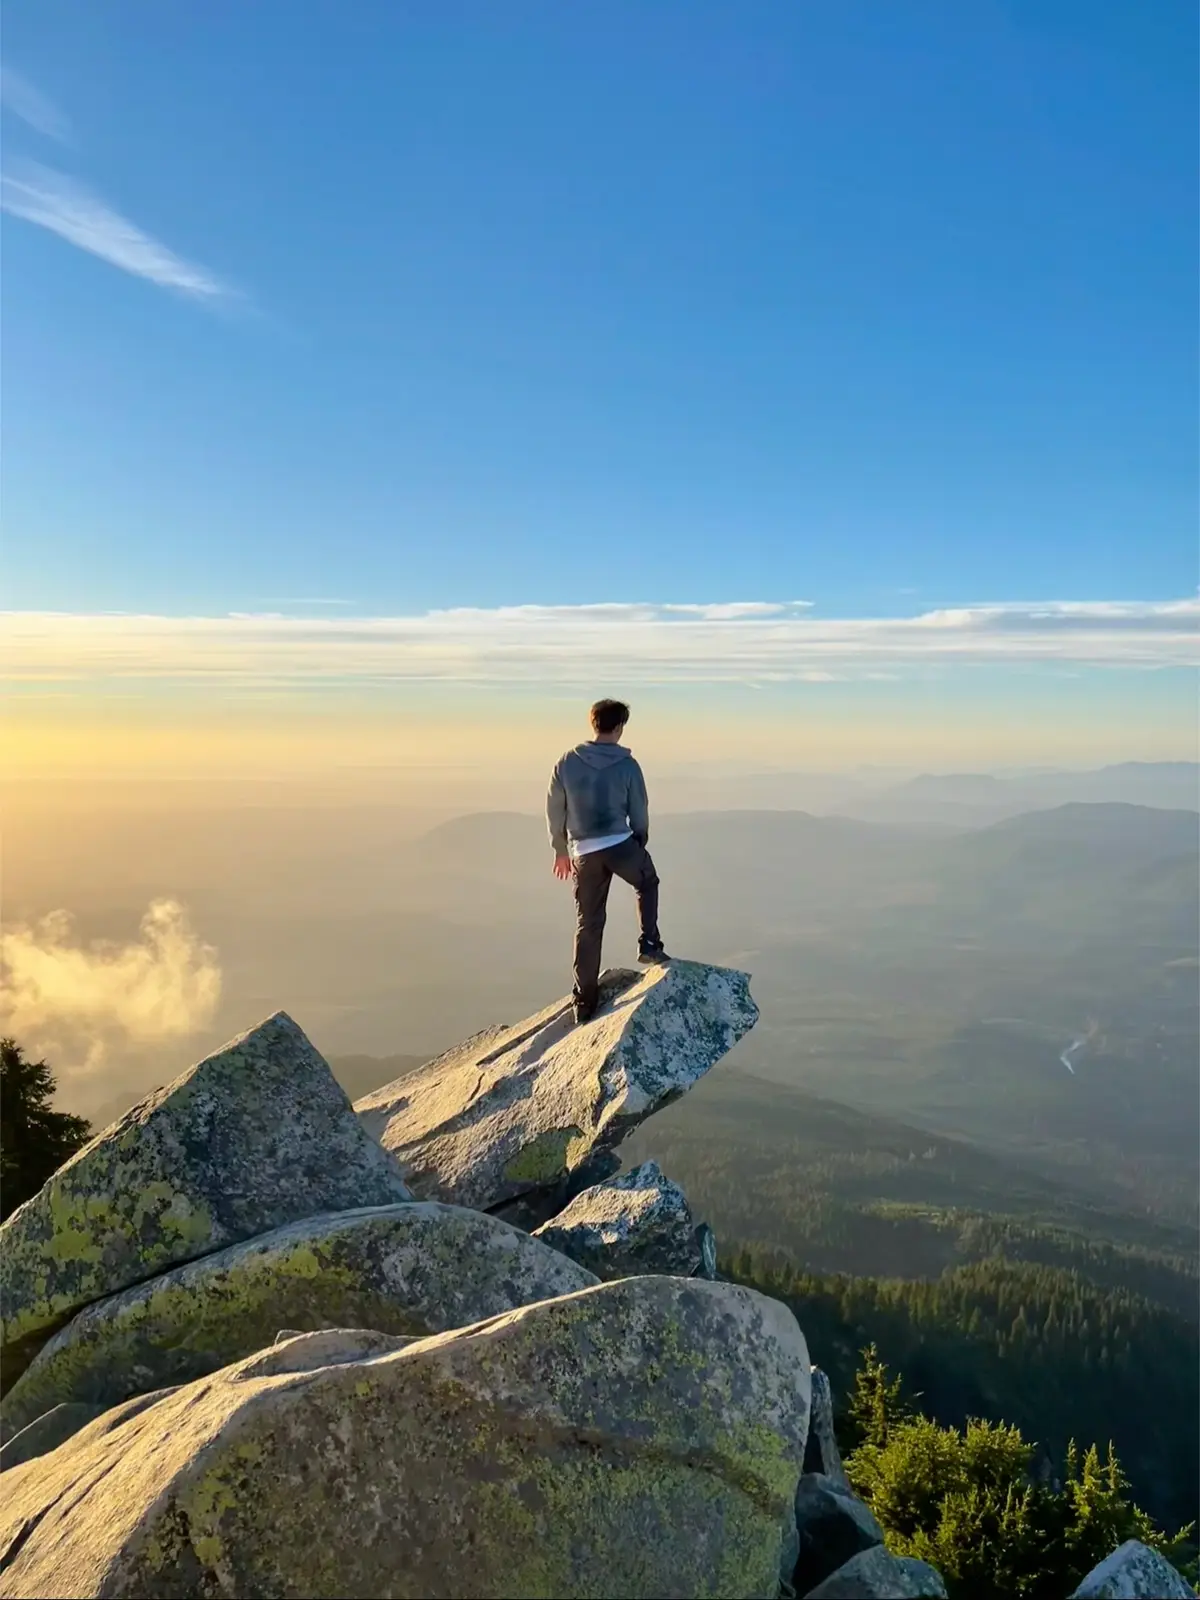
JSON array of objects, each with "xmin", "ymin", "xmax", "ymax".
[
  {"xmin": 356, "ymin": 960, "xmax": 758, "ymax": 1212},
  {"xmin": 805, "ymin": 1546, "xmax": 948, "ymax": 1598},
  {"xmin": 2, "ymin": 1202, "xmax": 597, "ymax": 1434},
  {"xmin": 0, "ymin": 1013, "xmax": 412, "ymax": 1385},
  {"xmin": 802, "ymin": 1370, "xmax": 846, "ymax": 1483},
  {"xmin": 0, "ymin": 1275, "xmax": 810, "ymax": 1600},
  {"xmin": 531, "ymin": 1160, "xmax": 702, "ymax": 1278},
  {"xmin": 1070, "ymin": 1540, "xmax": 1196, "ymax": 1599},
  {"xmin": 792, "ymin": 1474, "xmax": 883, "ymax": 1594}
]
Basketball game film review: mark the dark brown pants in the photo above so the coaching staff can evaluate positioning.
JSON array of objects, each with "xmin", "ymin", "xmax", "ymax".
[{"xmin": 572, "ymin": 837, "xmax": 662, "ymax": 1012}]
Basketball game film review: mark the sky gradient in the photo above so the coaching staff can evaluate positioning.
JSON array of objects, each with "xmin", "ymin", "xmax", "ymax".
[{"xmin": 2, "ymin": 0, "xmax": 1196, "ymax": 775}]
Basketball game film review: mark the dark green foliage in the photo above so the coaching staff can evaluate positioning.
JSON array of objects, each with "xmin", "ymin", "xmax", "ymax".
[
  {"xmin": 1, "ymin": 1039, "xmax": 92, "ymax": 1221},
  {"xmin": 838, "ymin": 1346, "xmax": 1197, "ymax": 1600},
  {"xmin": 726, "ymin": 1248, "xmax": 1200, "ymax": 1538},
  {"xmin": 845, "ymin": 1341, "xmax": 913, "ymax": 1449}
]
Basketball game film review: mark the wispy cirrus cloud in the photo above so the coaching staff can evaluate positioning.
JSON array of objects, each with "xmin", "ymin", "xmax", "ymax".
[
  {"xmin": 2, "ymin": 598, "xmax": 1196, "ymax": 692},
  {"xmin": 0, "ymin": 160, "xmax": 235, "ymax": 302},
  {"xmin": 0, "ymin": 66, "xmax": 71, "ymax": 141}
]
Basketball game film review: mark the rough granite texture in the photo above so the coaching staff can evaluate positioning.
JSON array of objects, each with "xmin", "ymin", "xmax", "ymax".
[
  {"xmin": 802, "ymin": 1371, "xmax": 846, "ymax": 1484},
  {"xmin": 0, "ymin": 1275, "xmax": 810, "ymax": 1600},
  {"xmin": 487, "ymin": 1150, "xmax": 623, "ymax": 1234},
  {"xmin": 805, "ymin": 1546, "xmax": 948, "ymax": 1599},
  {"xmin": 355, "ymin": 961, "xmax": 758, "ymax": 1212},
  {"xmin": 1069, "ymin": 1540, "xmax": 1196, "ymax": 1599},
  {"xmin": 0, "ymin": 1402, "xmax": 107, "ymax": 1472},
  {"xmin": 1, "ymin": 1387, "xmax": 179, "ymax": 1475},
  {"xmin": 791, "ymin": 1473, "xmax": 884, "ymax": 1595},
  {"xmin": 0, "ymin": 1013, "xmax": 412, "ymax": 1385},
  {"xmin": 2, "ymin": 1202, "xmax": 597, "ymax": 1434},
  {"xmin": 531, "ymin": 1160, "xmax": 702, "ymax": 1279},
  {"xmin": 250, "ymin": 1328, "xmax": 418, "ymax": 1376}
]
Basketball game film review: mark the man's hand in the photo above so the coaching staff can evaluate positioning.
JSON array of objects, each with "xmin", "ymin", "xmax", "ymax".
[{"xmin": 552, "ymin": 854, "xmax": 573, "ymax": 881}]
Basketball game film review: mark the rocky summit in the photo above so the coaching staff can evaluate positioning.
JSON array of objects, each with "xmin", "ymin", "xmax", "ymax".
[
  {"xmin": 0, "ymin": 971, "xmax": 1186, "ymax": 1600},
  {"xmin": 354, "ymin": 959, "xmax": 758, "ymax": 1211}
]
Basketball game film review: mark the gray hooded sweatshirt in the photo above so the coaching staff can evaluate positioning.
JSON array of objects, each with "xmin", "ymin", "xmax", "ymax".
[{"xmin": 546, "ymin": 742, "xmax": 650, "ymax": 857}]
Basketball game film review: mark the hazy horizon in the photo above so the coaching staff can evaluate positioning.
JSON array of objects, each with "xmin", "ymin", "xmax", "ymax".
[
  {"xmin": 3, "ymin": 753, "xmax": 1196, "ymax": 1126},
  {"xmin": 1, "ymin": 2, "xmax": 1195, "ymax": 1209}
]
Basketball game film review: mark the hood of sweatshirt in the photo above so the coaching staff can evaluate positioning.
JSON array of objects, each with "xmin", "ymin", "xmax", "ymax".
[{"xmin": 571, "ymin": 741, "xmax": 633, "ymax": 770}]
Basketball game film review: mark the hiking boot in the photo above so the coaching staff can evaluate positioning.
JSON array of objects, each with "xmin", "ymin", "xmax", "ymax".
[
  {"xmin": 637, "ymin": 945, "xmax": 671, "ymax": 966},
  {"xmin": 572, "ymin": 999, "xmax": 597, "ymax": 1026}
]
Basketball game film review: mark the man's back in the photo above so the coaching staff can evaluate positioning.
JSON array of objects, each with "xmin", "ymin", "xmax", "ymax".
[
  {"xmin": 547, "ymin": 741, "xmax": 649, "ymax": 855},
  {"xmin": 546, "ymin": 699, "xmax": 668, "ymax": 1026}
]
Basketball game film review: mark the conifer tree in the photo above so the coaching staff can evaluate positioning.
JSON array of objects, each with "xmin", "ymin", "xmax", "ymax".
[{"xmin": 1, "ymin": 1039, "xmax": 92, "ymax": 1220}]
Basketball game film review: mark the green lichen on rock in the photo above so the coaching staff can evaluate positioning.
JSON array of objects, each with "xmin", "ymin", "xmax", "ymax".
[
  {"xmin": 503, "ymin": 1126, "xmax": 583, "ymax": 1184},
  {"xmin": 0, "ymin": 1013, "xmax": 412, "ymax": 1388},
  {"xmin": 2, "ymin": 1202, "xmax": 597, "ymax": 1434},
  {"xmin": 0, "ymin": 1275, "xmax": 810, "ymax": 1600},
  {"xmin": 356, "ymin": 960, "xmax": 759, "ymax": 1212}
]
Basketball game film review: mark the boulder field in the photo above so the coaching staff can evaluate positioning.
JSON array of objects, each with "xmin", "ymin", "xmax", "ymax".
[{"xmin": 1, "ymin": 962, "xmax": 1186, "ymax": 1599}]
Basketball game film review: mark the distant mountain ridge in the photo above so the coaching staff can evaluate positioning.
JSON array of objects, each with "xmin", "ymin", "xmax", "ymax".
[{"xmin": 835, "ymin": 761, "xmax": 1198, "ymax": 829}]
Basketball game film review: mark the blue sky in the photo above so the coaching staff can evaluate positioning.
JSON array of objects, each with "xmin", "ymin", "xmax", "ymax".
[
  {"xmin": 1, "ymin": 1, "xmax": 1197, "ymax": 771},
  {"xmin": 4, "ymin": 0, "xmax": 1196, "ymax": 613}
]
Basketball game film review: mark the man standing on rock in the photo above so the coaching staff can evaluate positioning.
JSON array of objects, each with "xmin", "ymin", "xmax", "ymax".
[{"xmin": 547, "ymin": 699, "xmax": 670, "ymax": 1025}]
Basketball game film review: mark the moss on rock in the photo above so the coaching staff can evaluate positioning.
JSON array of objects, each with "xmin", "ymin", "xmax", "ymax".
[
  {"xmin": 503, "ymin": 1127, "xmax": 584, "ymax": 1184},
  {"xmin": 2, "ymin": 1202, "xmax": 597, "ymax": 1434},
  {"xmin": 356, "ymin": 961, "xmax": 759, "ymax": 1213},
  {"xmin": 0, "ymin": 1013, "xmax": 412, "ymax": 1387},
  {"xmin": 0, "ymin": 1276, "xmax": 810, "ymax": 1600}
]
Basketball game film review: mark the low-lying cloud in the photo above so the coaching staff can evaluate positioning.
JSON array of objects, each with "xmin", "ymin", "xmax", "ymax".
[
  {"xmin": 0, "ymin": 900, "xmax": 222, "ymax": 1083},
  {"xmin": 2, "ymin": 597, "xmax": 1197, "ymax": 692}
]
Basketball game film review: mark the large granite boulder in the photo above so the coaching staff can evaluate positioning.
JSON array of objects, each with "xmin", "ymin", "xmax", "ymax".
[
  {"xmin": 2, "ymin": 1202, "xmax": 597, "ymax": 1435},
  {"xmin": 3, "ymin": 1336, "xmax": 418, "ymax": 1474},
  {"xmin": 0, "ymin": 1275, "xmax": 810, "ymax": 1600},
  {"xmin": 0, "ymin": 1013, "xmax": 412, "ymax": 1384},
  {"xmin": 804, "ymin": 1546, "xmax": 948, "ymax": 1598},
  {"xmin": 531, "ymin": 1160, "xmax": 702, "ymax": 1278},
  {"xmin": 1070, "ymin": 1540, "xmax": 1196, "ymax": 1599},
  {"xmin": 356, "ymin": 960, "xmax": 758, "ymax": 1212},
  {"xmin": 791, "ymin": 1473, "xmax": 884, "ymax": 1594}
]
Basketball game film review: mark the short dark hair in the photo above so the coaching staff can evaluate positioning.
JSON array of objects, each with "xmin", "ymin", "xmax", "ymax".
[{"xmin": 590, "ymin": 698, "xmax": 630, "ymax": 734}]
